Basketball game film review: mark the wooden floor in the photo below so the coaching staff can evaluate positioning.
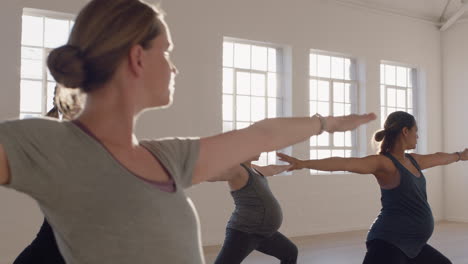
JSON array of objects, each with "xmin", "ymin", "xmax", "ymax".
[{"xmin": 203, "ymin": 221, "xmax": 468, "ymax": 264}]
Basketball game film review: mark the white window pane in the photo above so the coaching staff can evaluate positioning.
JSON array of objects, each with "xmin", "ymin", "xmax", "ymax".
[
  {"xmin": 44, "ymin": 18, "xmax": 70, "ymax": 48},
  {"xmin": 223, "ymin": 95, "xmax": 233, "ymax": 121},
  {"xmin": 380, "ymin": 64, "xmax": 385, "ymax": 84},
  {"xmin": 20, "ymin": 80, "xmax": 43, "ymax": 112},
  {"xmin": 47, "ymin": 82, "xmax": 56, "ymax": 111},
  {"xmin": 345, "ymin": 150, "xmax": 352, "ymax": 157},
  {"xmin": 345, "ymin": 83, "xmax": 353, "ymax": 104},
  {"xmin": 236, "ymin": 122, "xmax": 250, "ymax": 130},
  {"xmin": 310, "ymin": 101, "xmax": 317, "ymax": 116},
  {"xmin": 236, "ymin": 72, "xmax": 250, "ymax": 95},
  {"xmin": 310, "ymin": 79, "xmax": 317, "ymax": 101},
  {"xmin": 223, "ymin": 121, "xmax": 233, "ymax": 132},
  {"xmin": 223, "ymin": 42, "xmax": 234, "ymax": 67},
  {"xmin": 317, "ymin": 55, "xmax": 331, "ymax": 78},
  {"xmin": 317, "ymin": 149, "xmax": 331, "ymax": 159},
  {"xmin": 396, "ymin": 89, "xmax": 406, "ymax": 108},
  {"xmin": 223, "ymin": 68, "xmax": 233, "ymax": 94},
  {"xmin": 234, "ymin": 43, "xmax": 251, "ymax": 69},
  {"xmin": 22, "ymin": 16, "xmax": 44, "ymax": 46},
  {"xmin": 317, "ymin": 80, "xmax": 329, "ymax": 101},
  {"xmin": 310, "ymin": 135, "xmax": 317, "ymax": 146},
  {"xmin": 255, "ymin": 153, "xmax": 268, "ymax": 166},
  {"xmin": 333, "ymin": 82, "xmax": 345, "ymax": 102},
  {"xmin": 345, "ymin": 59, "xmax": 352, "ymax": 80},
  {"xmin": 385, "ymin": 65, "xmax": 396, "ymax": 85},
  {"xmin": 345, "ymin": 131, "xmax": 352, "ymax": 147},
  {"xmin": 236, "ymin": 96, "xmax": 251, "ymax": 121},
  {"xmin": 407, "ymin": 69, "xmax": 414, "ymax": 88},
  {"xmin": 317, "ymin": 102, "xmax": 329, "ymax": 116},
  {"xmin": 251, "ymin": 46, "xmax": 267, "ymax": 71},
  {"xmin": 20, "ymin": 113, "xmax": 42, "ymax": 119},
  {"xmin": 268, "ymin": 151, "xmax": 276, "ymax": 165},
  {"xmin": 331, "ymin": 57, "xmax": 344, "ymax": 79},
  {"xmin": 251, "ymin": 97, "xmax": 266, "ymax": 122},
  {"xmin": 268, "ymin": 48, "xmax": 277, "ymax": 72},
  {"xmin": 381, "ymin": 107, "xmax": 386, "ymax": 127},
  {"xmin": 407, "ymin": 89, "xmax": 413, "ymax": 108},
  {"xmin": 267, "ymin": 73, "xmax": 277, "ymax": 97},
  {"xmin": 334, "ymin": 132, "xmax": 345, "ymax": 147},
  {"xmin": 318, "ymin": 132, "xmax": 329, "ymax": 146},
  {"xmin": 251, "ymin": 73, "xmax": 266, "ymax": 96},
  {"xmin": 334, "ymin": 103, "xmax": 345, "ymax": 116},
  {"xmin": 380, "ymin": 85, "xmax": 385, "ymax": 106},
  {"xmin": 396, "ymin": 66, "xmax": 407, "ymax": 87},
  {"xmin": 388, "ymin": 107, "xmax": 396, "ymax": 116},
  {"xmin": 21, "ymin": 58, "xmax": 43, "ymax": 79},
  {"xmin": 408, "ymin": 108, "xmax": 413, "ymax": 115},
  {"xmin": 332, "ymin": 149, "xmax": 345, "ymax": 157},
  {"xmin": 268, "ymin": 98, "xmax": 277, "ymax": 118},
  {"xmin": 345, "ymin": 103, "xmax": 352, "ymax": 115},
  {"xmin": 387, "ymin": 88, "xmax": 396, "ymax": 107},
  {"xmin": 21, "ymin": 47, "xmax": 43, "ymax": 60},
  {"xmin": 310, "ymin": 54, "xmax": 317, "ymax": 76}
]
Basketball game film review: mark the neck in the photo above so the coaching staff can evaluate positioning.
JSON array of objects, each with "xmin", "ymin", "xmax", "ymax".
[
  {"xmin": 389, "ymin": 141, "xmax": 407, "ymax": 160},
  {"xmin": 76, "ymin": 84, "xmax": 140, "ymax": 149}
]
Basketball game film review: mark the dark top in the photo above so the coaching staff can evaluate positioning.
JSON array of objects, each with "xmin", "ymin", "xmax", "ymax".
[
  {"xmin": 227, "ymin": 164, "xmax": 283, "ymax": 237},
  {"xmin": 367, "ymin": 153, "xmax": 434, "ymax": 258}
]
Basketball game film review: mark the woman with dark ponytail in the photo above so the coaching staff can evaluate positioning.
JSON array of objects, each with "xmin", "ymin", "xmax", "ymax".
[{"xmin": 277, "ymin": 111, "xmax": 467, "ymax": 264}]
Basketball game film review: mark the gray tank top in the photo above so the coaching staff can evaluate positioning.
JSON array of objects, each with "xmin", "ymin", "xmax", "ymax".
[
  {"xmin": 226, "ymin": 164, "xmax": 283, "ymax": 236},
  {"xmin": 367, "ymin": 153, "xmax": 434, "ymax": 258}
]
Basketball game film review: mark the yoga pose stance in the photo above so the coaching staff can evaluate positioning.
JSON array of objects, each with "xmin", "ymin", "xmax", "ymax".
[
  {"xmin": 214, "ymin": 155, "xmax": 297, "ymax": 264},
  {"xmin": 0, "ymin": 0, "xmax": 375, "ymax": 262},
  {"xmin": 278, "ymin": 111, "xmax": 467, "ymax": 264}
]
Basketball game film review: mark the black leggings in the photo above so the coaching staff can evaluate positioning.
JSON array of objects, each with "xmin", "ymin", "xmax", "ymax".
[
  {"xmin": 363, "ymin": 239, "xmax": 451, "ymax": 264},
  {"xmin": 214, "ymin": 228, "xmax": 298, "ymax": 264},
  {"xmin": 14, "ymin": 219, "xmax": 65, "ymax": 264}
]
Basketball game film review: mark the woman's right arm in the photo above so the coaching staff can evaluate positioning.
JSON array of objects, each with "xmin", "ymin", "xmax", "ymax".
[
  {"xmin": 192, "ymin": 113, "xmax": 376, "ymax": 184},
  {"xmin": 0, "ymin": 144, "xmax": 11, "ymax": 185}
]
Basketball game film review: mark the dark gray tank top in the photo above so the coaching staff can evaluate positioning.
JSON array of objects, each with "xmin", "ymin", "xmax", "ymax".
[
  {"xmin": 226, "ymin": 164, "xmax": 283, "ymax": 236},
  {"xmin": 367, "ymin": 153, "xmax": 434, "ymax": 258}
]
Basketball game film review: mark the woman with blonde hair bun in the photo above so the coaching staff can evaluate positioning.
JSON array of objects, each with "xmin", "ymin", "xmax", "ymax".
[{"xmin": 0, "ymin": 0, "xmax": 375, "ymax": 263}]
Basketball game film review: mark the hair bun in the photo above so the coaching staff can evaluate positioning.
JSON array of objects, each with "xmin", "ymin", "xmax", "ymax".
[
  {"xmin": 374, "ymin": 129, "xmax": 386, "ymax": 142},
  {"xmin": 47, "ymin": 45, "xmax": 86, "ymax": 89}
]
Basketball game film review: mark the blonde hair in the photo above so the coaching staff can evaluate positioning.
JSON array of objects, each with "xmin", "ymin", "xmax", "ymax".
[{"xmin": 47, "ymin": 0, "xmax": 164, "ymax": 92}]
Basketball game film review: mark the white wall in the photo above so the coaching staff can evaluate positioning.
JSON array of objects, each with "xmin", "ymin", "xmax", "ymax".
[
  {"xmin": 0, "ymin": 0, "xmax": 444, "ymax": 261},
  {"xmin": 442, "ymin": 21, "xmax": 468, "ymax": 222}
]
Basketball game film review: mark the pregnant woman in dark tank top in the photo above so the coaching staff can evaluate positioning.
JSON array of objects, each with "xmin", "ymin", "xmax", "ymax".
[
  {"xmin": 212, "ymin": 154, "xmax": 298, "ymax": 264},
  {"xmin": 278, "ymin": 111, "xmax": 468, "ymax": 264}
]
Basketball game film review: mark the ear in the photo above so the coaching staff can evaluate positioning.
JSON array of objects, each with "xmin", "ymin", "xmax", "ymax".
[
  {"xmin": 402, "ymin": 127, "xmax": 409, "ymax": 136},
  {"xmin": 128, "ymin": 44, "xmax": 145, "ymax": 77}
]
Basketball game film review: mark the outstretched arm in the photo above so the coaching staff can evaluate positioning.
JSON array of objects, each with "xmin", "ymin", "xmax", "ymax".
[
  {"xmin": 192, "ymin": 113, "xmax": 376, "ymax": 184},
  {"xmin": 410, "ymin": 148, "xmax": 468, "ymax": 170},
  {"xmin": 251, "ymin": 164, "xmax": 292, "ymax": 177},
  {"xmin": 0, "ymin": 144, "xmax": 10, "ymax": 185},
  {"xmin": 277, "ymin": 152, "xmax": 384, "ymax": 175}
]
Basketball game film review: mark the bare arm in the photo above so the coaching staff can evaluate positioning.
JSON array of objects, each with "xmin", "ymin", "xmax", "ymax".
[
  {"xmin": 206, "ymin": 165, "xmax": 243, "ymax": 182},
  {"xmin": 277, "ymin": 152, "xmax": 386, "ymax": 175},
  {"xmin": 0, "ymin": 144, "xmax": 11, "ymax": 185},
  {"xmin": 251, "ymin": 164, "xmax": 292, "ymax": 177},
  {"xmin": 191, "ymin": 113, "xmax": 376, "ymax": 184},
  {"xmin": 410, "ymin": 148, "xmax": 468, "ymax": 170}
]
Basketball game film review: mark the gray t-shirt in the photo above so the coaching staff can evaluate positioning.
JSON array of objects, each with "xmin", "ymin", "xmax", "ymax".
[{"xmin": 0, "ymin": 118, "xmax": 204, "ymax": 264}]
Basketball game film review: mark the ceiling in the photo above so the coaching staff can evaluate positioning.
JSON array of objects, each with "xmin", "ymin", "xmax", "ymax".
[{"xmin": 334, "ymin": 0, "xmax": 467, "ymax": 24}]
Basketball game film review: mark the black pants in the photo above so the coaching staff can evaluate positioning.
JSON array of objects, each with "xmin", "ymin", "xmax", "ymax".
[
  {"xmin": 363, "ymin": 239, "xmax": 451, "ymax": 264},
  {"xmin": 214, "ymin": 228, "xmax": 298, "ymax": 264},
  {"xmin": 14, "ymin": 219, "xmax": 65, "ymax": 264}
]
